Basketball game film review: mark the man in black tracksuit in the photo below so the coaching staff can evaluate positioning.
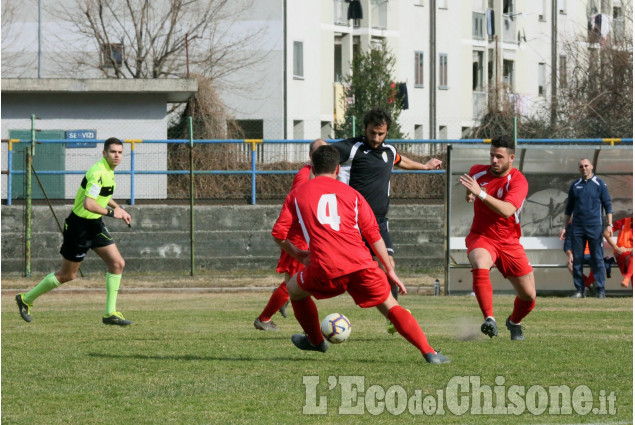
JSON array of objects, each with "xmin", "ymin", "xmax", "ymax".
[{"xmin": 332, "ymin": 108, "xmax": 442, "ymax": 332}]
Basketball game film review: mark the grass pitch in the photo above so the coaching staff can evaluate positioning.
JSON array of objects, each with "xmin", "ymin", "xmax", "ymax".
[{"xmin": 2, "ymin": 291, "xmax": 632, "ymax": 424}]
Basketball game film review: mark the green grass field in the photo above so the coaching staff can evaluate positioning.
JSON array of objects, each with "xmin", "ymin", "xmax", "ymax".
[{"xmin": 2, "ymin": 291, "xmax": 632, "ymax": 424}]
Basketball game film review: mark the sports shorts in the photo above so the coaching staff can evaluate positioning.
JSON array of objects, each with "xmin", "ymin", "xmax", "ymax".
[
  {"xmin": 276, "ymin": 250, "xmax": 305, "ymax": 276},
  {"xmin": 363, "ymin": 216, "xmax": 393, "ymax": 257},
  {"xmin": 60, "ymin": 212, "xmax": 115, "ymax": 262},
  {"xmin": 466, "ymin": 233, "xmax": 533, "ymax": 278},
  {"xmin": 296, "ymin": 265, "xmax": 391, "ymax": 308}
]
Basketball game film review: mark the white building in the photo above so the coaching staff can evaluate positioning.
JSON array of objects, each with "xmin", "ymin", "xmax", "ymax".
[{"xmin": 2, "ymin": 0, "xmax": 630, "ymax": 142}]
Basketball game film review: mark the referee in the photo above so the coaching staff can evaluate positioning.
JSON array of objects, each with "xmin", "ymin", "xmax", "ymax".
[{"xmin": 16, "ymin": 137, "xmax": 133, "ymax": 325}]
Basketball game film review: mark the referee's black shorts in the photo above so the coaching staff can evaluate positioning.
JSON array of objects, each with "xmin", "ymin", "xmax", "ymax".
[
  {"xmin": 60, "ymin": 212, "xmax": 115, "ymax": 262},
  {"xmin": 363, "ymin": 216, "xmax": 394, "ymax": 257}
]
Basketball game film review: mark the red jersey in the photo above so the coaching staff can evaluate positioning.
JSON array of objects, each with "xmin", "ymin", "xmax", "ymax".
[
  {"xmin": 285, "ymin": 164, "xmax": 312, "ymax": 250},
  {"xmin": 272, "ymin": 176, "xmax": 381, "ymax": 278},
  {"xmin": 614, "ymin": 217, "xmax": 633, "ymax": 250},
  {"xmin": 468, "ymin": 165, "xmax": 528, "ymax": 241}
]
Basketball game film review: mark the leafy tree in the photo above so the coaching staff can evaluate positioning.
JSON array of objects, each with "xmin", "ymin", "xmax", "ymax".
[{"xmin": 334, "ymin": 47, "xmax": 405, "ymax": 139}]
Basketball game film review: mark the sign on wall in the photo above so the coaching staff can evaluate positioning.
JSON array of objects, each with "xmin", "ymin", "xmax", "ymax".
[{"xmin": 66, "ymin": 129, "xmax": 97, "ymax": 148}]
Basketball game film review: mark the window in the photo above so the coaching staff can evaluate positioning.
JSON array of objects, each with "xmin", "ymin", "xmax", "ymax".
[
  {"xmin": 293, "ymin": 120, "xmax": 304, "ymax": 139},
  {"xmin": 101, "ymin": 43, "xmax": 124, "ymax": 67},
  {"xmin": 538, "ymin": 63, "xmax": 546, "ymax": 96},
  {"xmin": 473, "ymin": 51, "xmax": 484, "ymax": 91},
  {"xmin": 613, "ymin": 6, "xmax": 625, "ymax": 37},
  {"xmin": 558, "ymin": 0, "xmax": 566, "ymax": 14},
  {"xmin": 503, "ymin": 59, "xmax": 514, "ymax": 88},
  {"xmin": 438, "ymin": 0, "xmax": 448, "ymax": 8},
  {"xmin": 414, "ymin": 51, "xmax": 424, "ymax": 88},
  {"xmin": 334, "ymin": 41, "xmax": 343, "ymax": 83},
  {"xmin": 293, "ymin": 41, "xmax": 304, "ymax": 79},
  {"xmin": 537, "ymin": 0, "xmax": 546, "ymax": 20},
  {"xmin": 414, "ymin": 124, "xmax": 424, "ymax": 139},
  {"xmin": 473, "ymin": 12, "xmax": 486, "ymax": 40},
  {"xmin": 321, "ymin": 121, "xmax": 332, "ymax": 140},
  {"xmin": 439, "ymin": 54, "xmax": 448, "ymax": 88},
  {"xmin": 559, "ymin": 55, "xmax": 567, "ymax": 88}
]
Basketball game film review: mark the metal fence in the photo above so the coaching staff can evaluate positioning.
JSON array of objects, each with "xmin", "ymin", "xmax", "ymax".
[{"xmin": 2, "ymin": 138, "xmax": 632, "ymax": 206}]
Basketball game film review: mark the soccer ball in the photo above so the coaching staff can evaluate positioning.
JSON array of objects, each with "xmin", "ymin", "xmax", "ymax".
[{"xmin": 321, "ymin": 313, "xmax": 352, "ymax": 344}]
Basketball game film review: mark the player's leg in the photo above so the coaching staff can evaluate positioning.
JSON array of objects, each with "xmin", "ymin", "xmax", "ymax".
[
  {"xmin": 467, "ymin": 239, "xmax": 497, "ymax": 337},
  {"xmin": 287, "ymin": 272, "xmax": 327, "ymax": 351},
  {"xmin": 16, "ymin": 259, "xmax": 82, "ymax": 322},
  {"xmin": 94, "ymin": 243, "xmax": 131, "ymax": 325},
  {"xmin": 506, "ymin": 272, "xmax": 536, "ymax": 340},
  {"xmin": 617, "ymin": 252, "xmax": 633, "ymax": 287},
  {"xmin": 254, "ymin": 272, "xmax": 292, "ymax": 331}
]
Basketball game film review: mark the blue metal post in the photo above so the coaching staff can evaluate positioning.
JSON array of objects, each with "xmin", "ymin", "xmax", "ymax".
[
  {"xmin": 130, "ymin": 146, "xmax": 136, "ymax": 205},
  {"xmin": 7, "ymin": 142, "xmax": 13, "ymax": 205},
  {"xmin": 251, "ymin": 148, "xmax": 257, "ymax": 205}
]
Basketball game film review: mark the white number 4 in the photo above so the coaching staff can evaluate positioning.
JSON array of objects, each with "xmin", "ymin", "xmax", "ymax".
[{"xmin": 317, "ymin": 194, "xmax": 341, "ymax": 231}]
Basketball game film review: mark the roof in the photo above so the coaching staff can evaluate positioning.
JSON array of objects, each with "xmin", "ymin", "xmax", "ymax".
[{"xmin": 1, "ymin": 78, "xmax": 198, "ymax": 102}]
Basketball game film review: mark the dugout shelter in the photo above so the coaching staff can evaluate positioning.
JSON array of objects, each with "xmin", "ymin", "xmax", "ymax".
[{"xmin": 446, "ymin": 142, "xmax": 633, "ymax": 296}]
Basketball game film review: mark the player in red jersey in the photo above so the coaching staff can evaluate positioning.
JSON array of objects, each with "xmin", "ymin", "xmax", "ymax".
[
  {"xmin": 459, "ymin": 135, "xmax": 536, "ymax": 341},
  {"xmin": 253, "ymin": 139, "xmax": 327, "ymax": 331},
  {"xmin": 271, "ymin": 145, "xmax": 449, "ymax": 363}
]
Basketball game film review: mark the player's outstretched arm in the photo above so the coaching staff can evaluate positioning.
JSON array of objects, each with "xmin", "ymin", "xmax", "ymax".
[{"xmin": 397, "ymin": 155, "xmax": 442, "ymax": 171}]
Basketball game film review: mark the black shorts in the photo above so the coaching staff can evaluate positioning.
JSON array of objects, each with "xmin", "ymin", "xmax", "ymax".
[
  {"xmin": 363, "ymin": 216, "xmax": 394, "ymax": 257},
  {"xmin": 60, "ymin": 212, "xmax": 115, "ymax": 262}
]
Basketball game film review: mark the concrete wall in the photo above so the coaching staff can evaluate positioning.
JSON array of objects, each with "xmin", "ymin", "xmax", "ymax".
[{"xmin": 1, "ymin": 204, "xmax": 444, "ymax": 276}]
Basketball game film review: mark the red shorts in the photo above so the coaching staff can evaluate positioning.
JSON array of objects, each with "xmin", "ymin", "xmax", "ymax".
[
  {"xmin": 296, "ymin": 265, "xmax": 391, "ymax": 308},
  {"xmin": 466, "ymin": 233, "xmax": 533, "ymax": 278},
  {"xmin": 276, "ymin": 250, "xmax": 305, "ymax": 276}
]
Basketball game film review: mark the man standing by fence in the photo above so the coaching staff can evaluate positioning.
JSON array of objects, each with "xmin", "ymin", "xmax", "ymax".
[
  {"xmin": 560, "ymin": 158, "xmax": 613, "ymax": 299},
  {"xmin": 16, "ymin": 137, "xmax": 133, "ymax": 326}
]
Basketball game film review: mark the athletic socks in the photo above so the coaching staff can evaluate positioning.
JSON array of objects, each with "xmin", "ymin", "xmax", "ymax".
[
  {"xmin": 509, "ymin": 296, "xmax": 535, "ymax": 324},
  {"xmin": 387, "ymin": 305, "xmax": 435, "ymax": 355},
  {"xmin": 105, "ymin": 272, "xmax": 122, "ymax": 315},
  {"xmin": 472, "ymin": 268, "xmax": 494, "ymax": 319},
  {"xmin": 23, "ymin": 273, "xmax": 61, "ymax": 304},
  {"xmin": 258, "ymin": 282, "xmax": 289, "ymax": 322},
  {"xmin": 290, "ymin": 297, "xmax": 324, "ymax": 346}
]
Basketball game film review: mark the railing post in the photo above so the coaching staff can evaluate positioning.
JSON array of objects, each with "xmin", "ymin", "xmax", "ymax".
[
  {"xmin": 7, "ymin": 139, "xmax": 18, "ymax": 206},
  {"xmin": 189, "ymin": 118, "xmax": 195, "ymax": 276},
  {"xmin": 245, "ymin": 139, "xmax": 263, "ymax": 205},
  {"xmin": 124, "ymin": 139, "xmax": 141, "ymax": 205}
]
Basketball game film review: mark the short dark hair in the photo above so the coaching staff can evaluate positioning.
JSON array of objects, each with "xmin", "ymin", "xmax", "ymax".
[
  {"xmin": 491, "ymin": 135, "xmax": 515, "ymax": 153},
  {"xmin": 104, "ymin": 137, "xmax": 123, "ymax": 151},
  {"xmin": 311, "ymin": 145, "xmax": 340, "ymax": 175},
  {"xmin": 363, "ymin": 108, "xmax": 392, "ymax": 130}
]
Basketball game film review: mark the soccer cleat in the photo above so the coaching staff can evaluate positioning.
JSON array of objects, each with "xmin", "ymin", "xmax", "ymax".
[
  {"xmin": 505, "ymin": 316, "xmax": 525, "ymax": 340},
  {"xmin": 597, "ymin": 291, "xmax": 606, "ymax": 299},
  {"xmin": 254, "ymin": 318, "xmax": 279, "ymax": 331},
  {"xmin": 291, "ymin": 334, "xmax": 329, "ymax": 353},
  {"xmin": 15, "ymin": 294, "xmax": 32, "ymax": 323},
  {"xmin": 102, "ymin": 311, "xmax": 133, "ymax": 326},
  {"xmin": 424, "ymin": 350, "xmax": 451, "ymax": 364},
  {"xmin": 279, "ymin": 301, "xmax": 289, "ymax": 318},
  {"xmin": 480, "ymin": 317, "xmax": 498, "ymax": 338},
  {"xmin": 571, "ymin": 291, "xmax": 584, "ymax": 298}
]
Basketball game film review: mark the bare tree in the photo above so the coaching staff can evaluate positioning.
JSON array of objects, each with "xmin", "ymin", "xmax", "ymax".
[
  {"xmin": 1, "ymin": 0, "xmax": 36, "ymax": 77},
  {"xmin": 48, "ymin": 0, "xmax": 269, "ymax": 81}
]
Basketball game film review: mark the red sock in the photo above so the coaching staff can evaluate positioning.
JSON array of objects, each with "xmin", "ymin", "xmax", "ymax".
[
  {"xmin": 290, "ymin": 297, "xmax": 323, "ymax": 346},
  {"xmin": 258, "ymin": 282, "xmax": 289, "ymax": 322},
  {"xmin": 584, "ymin": 272, "xmax": 594, "ymax": 287},
  {"xmin": 387, "ymin": 305, "xmax": 435, "ymax": 355},
  {"xmin": 472, "ymin": 268, "xmax": 494, "ymax": 319},
  {"xmin": 509, "ymin": 297, "xmax": 535, "ymax": 324}
]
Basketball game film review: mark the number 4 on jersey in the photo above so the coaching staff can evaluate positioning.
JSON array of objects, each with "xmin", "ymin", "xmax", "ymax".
[{"xmin": 317, "ymin": 194, "xmax": 341, "ymax": 231}]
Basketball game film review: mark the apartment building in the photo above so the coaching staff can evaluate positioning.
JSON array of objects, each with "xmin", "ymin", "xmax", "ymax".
[{"xmin": 2, "ymin": 0, "xmax": 630, "ymax": 141}]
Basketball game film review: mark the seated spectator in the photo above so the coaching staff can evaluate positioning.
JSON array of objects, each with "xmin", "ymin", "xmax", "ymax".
[{"xmin": 605, "ymin": 217, "xmax": 633, "ymax": 288}]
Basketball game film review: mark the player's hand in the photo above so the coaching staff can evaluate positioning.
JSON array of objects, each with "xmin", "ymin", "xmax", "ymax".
[
  {"xmin": 386, "ymin": 269, "xmax": 407, "ymax": 295},
  {"xmin": 559, "ymin": 228, "xmax": 566, "ymax": 240},
  {"xmin": 615, "ymin": 246, "xmax": 626, "ymax": 256},
  {"xmin": 114, "ymin": 207, "xmax": 131, "ymax": 225},
  {"xmin": 459, "ymin": 174, "xmax": 480, "ymax": 197},
  {"xmin": 425, "ymin": 158, "xmax": 443, "ymax": 170},
  {"xmin": 465, "ymin": 192, "xmax": 475, "ymax": 203}
]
